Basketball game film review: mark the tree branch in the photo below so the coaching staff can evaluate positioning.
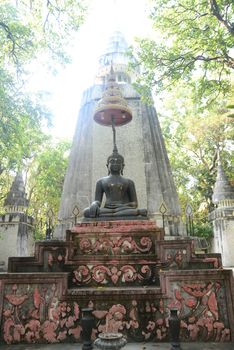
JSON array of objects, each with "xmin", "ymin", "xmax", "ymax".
[
  {"xmin": 0, "ymin": 21, "xmax": 20, "ymax": 66},
  {"xmin": 209, "ymin": 0, "xmax": 234, "ymax": 35},
  {"xmin": 209, "ymin": 147, "xmax": 219, "ymax": 172}
]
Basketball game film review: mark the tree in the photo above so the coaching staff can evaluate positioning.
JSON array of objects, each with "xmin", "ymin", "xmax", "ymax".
[
  {"xmin": 0, "ymin": 1, "xmax": 88, "ymax": 177},
  {"xmin": 0, "ymin": 1, "xmax": 88, "ymax": 237},
  {"xmin": 158, "ymin": 82, "xmax": 233, "ymax": 230},
  {"xmin": 0, "ymin": 1, "xmax": 88, "ymax": 72},
  {"xmin": 129, "ymin": 0, "xmax": 234, "ymax": 236},
  {"xmin": 131, "ymin": 0, "xmax": 234, "ymax": 105},
  {"xmin": 26, "ymin": 139, "xmax": 71, "ymax": 239},
  {"xmin": 0, "ymin": 69, "xmax": 50, "ymax": 174}
]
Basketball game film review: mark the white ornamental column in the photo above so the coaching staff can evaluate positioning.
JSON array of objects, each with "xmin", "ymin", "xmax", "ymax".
[{"xmin": 209, "ymin": 159, "xmax": 234, "ymax": 267}]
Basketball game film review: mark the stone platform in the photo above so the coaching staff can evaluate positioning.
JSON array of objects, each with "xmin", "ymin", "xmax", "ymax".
[{"xmin": 0, "ymin": 220, "xmax": 234, "ymax": 345}]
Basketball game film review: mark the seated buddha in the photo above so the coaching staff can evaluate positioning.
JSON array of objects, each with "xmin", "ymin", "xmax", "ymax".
[{"xmin": 83, "ymin": 151, "xmax": 147, "ymax": 218}]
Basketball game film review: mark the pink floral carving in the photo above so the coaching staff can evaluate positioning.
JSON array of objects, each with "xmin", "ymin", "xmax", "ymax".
[
  {"xmin": 168, "ymin": 281, "xmax": 231, "ymax": 341},
  {"xmin": 214, "ymin": 321, "xmax": 225, "ymax": 342},
  {"xmin": 47, "ymin": 250, "xmax": 66, "ymax": 267},
  {"xmin": 5, "ymin": 287, "xmax": 28, "ymax": 306},
  {"xmin": 92, "ymin": 265, "xmax": 111, "ymax": 283},
  {"xmin": 220, "ymin": 328, "xmax": 230, "ymax": 341},
  {"xmin": 187, "ymin": 321, "xmax": 200, "ymax": 341},
  {"xmin": 3, "ymin": 318, "xmax": 15, "ymax": 344},
  {"xmin": 48, "ymin": 253, "xmax": 54, "ymax": 266},
  {"xmin": 121, "ymin": 265, "xmax": 137, "ymax": 282},
  {"xmin": 207, "ymin": 291, "xmax": 218, "ymax": 320},
  {"xmin": 79, "ymin": 236, "xmax": 153, "ymax": 255},
  {"xmin": 25, "ymin": 320, "xmax": 41, "ymax": 342},
  {"xmin": 74, "ymin": 302, "xmax": 80, "ymax": 320},
  {"xmin": 139, "ymin": 237, "xmax": 152, "ymax": 251},
  {"xmin": 73, "ymin": 265, "xmax": 91, "ymax": 284},
  {"xmin": 3, "ymin": 309, "xmax": 12, "ymax": 318},
  {"xmin": 138, "ymin": 265, "xmax": 151, "ymax": 280},
  {"xmin": 182, "ymin": 282, "xmax": 213, "ymax": 298},
  {"xmin": 97, "ymin": 304, "xmax": 127, "ymax": 334},
  {"xmin": 110, "ymin": 266, "xmax": 121, "ymax": 284},
  {"xmin": 3, "ymin": 318, "xmax": 25, "ymax": 344},
  {"xmin": 185, "ymin": 298, "xmax": 197, "ymax": 308},
  {"xmin": 79, "ymin": 238, "xmax": 92, "ymax": 252},
  {"xmin": 57, "ymin": 330, "xmax": 67, "ymax": 341},
  {"xmin": 2, "ymin": 283, "xmax": 85, "ymax": 344},
  {"xmin": 166, "ymin": 249, "xmax": 184, "ymax": 267},
  {"xmin": 142, "ymin": 321, "xmax": 155, "ymax": 340},
  {"xmin": 128, "ymin": 300, "xmax": 139, "ymax": 329},
  {"xmin": 42, "ymin": 320, "xmax": 58, "ymax": 343},
  {"xmin": 204, "ymin": 257, "xmax": 219, "ymax": 268},
  {"xmin": 68, "ymin": 325, "xmax": 82, "ymax": 339},
  {"xmin": 73, "ymin": 264, "xmax": 150, "ymax": 285},
  {"xmin": 5, "ymin": 284, "xmax": 28, "ymax": 324},
  {"xmin": 33, "ymin": 288, "xmax": 41, "ymax": 309}
]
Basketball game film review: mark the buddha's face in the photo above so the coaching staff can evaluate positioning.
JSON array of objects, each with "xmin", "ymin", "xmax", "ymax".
[{"xmin": 107, "ymin": 157, "xmax": 124, "ymax": 174}]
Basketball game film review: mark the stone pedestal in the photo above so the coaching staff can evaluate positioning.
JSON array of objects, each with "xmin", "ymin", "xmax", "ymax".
[{"xmin": 0, "ymin": 220, "xmax": 234, "ymax": 344}]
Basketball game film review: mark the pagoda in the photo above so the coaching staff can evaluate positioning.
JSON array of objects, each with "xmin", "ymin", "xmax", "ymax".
[
  {"xmin": 0, "ymin": 173, "xmax": 34, "ymax": 270},
  {"xmin": 56, "ymin": 31, "xmax": 182, "ymax": 238}
]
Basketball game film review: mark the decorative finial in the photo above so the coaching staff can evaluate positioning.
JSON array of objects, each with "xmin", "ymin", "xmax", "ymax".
[
  {"xmin": 93, "ymin": 66, "xmax": 133, "ymax": 156},
  {"xmin": 4, "ymin": 172, "xmax": 29, "ymax": 213},
  {"xmin": 93, "ymin": 67, "xmax": 132, "ymax": 127},
  {"xmin": 109, "ymin": 64, "xmax": 115, "ymax": 79}
]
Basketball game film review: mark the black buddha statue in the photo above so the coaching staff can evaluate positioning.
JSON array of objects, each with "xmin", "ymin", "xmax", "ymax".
[{"xmin": 84, "ymin": 151, "xmax": 147, "ymax": 218}]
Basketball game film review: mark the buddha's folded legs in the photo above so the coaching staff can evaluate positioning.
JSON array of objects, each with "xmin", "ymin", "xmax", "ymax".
[{"xmin": 99, "ymin": 208, "xmax": 147, "ymax": 217}]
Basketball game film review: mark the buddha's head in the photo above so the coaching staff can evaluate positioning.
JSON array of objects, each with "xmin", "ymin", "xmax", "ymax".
[{"xmin": 106, "ymin": 151, "xmax": 125, "ymax": 175}]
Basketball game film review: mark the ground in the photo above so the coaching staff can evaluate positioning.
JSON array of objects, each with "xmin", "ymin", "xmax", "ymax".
[{"xmin": 0, "ymin": 343, "xmax": 234, "ymax": 350}]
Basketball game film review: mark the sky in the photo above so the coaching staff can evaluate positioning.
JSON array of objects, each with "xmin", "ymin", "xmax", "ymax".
[{"xmin": 39, "ymin": 0, "xmax": 152, "ymax": 139}]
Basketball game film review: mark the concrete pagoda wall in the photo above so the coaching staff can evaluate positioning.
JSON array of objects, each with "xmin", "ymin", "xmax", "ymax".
[
  {"xmin": 209, "ymin": 206, "xmax": 234, "ymax": 267},
  {"xmin": 0, "ymin": 213, "xmax": 34, "ymax": 271}
]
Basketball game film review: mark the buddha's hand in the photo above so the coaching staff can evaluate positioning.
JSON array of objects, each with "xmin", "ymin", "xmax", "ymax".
[
  {"xmin": 89, "ymin": 201, "xmax": 101, "ymax": 217},
  {"xmin": 125, "ymin": 201, "xmax": 138, "ymax": 208}
]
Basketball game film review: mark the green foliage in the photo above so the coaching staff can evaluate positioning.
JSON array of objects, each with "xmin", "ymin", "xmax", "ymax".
[
  {"xmin": 0, "ymin": 171, "xmax": 12, "ymax": 211},
  {"xmin": 130, "ymin": 0, "xmax": 234, "ymax": 237},
  {"xmin": 158, "ymin": 81, "xmax": 234, "ymax": 228},
  {"xmin": 26, "ymin": 139, "xmax": 71, "ymax": 239},
  {"xmin": 0, "ymin": 139, "xmax": 71, "ymax": 239},
  {"xmin": 0, "ymin": 3, "xmax": 36, "ymax": 69},
  {"xmin": 193, "ymin": 221, "xmax": 213, "ymax": 239},
  {"xmin": 0, "ymin": 1, "xmax": 88, "ymax": 72},
  {"xmin": 0, "ymin": 69, "xmax": 50, "ymax": 174},
  {"xmin": 0, "ymin": 1, "xmax": 88, "ymax": 238},
  {"xmin": 131, "ymin": 0, "xmax": 234, "ymax": 105},
  {"xmin": 0, "ymin": 1, "xmax": 88, "ymax": 176},
  {"xmin": 0, "ymin": 0, "xmax": 88, "ymax": 174}
]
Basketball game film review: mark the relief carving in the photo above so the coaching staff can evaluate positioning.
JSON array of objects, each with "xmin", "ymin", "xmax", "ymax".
[{"xmin": 78, "ymin": 236, "xmax": 153, "ymax": 255}]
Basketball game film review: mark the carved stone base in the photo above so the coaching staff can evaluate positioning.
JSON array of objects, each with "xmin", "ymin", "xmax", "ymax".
[{"xmin": 0, "ymin": 220, "xmax": 234, "ymax": 344}]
